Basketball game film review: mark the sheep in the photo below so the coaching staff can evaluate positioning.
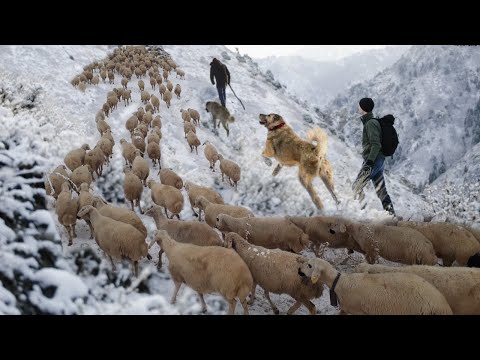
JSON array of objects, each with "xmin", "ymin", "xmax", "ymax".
[
  {"xmin": 180, "ymin": 109, "xmax": 191, "ymax": 123},
  {"xmin": 45, "ymin": 165, "xmax": 70, "ymax": 200},
  {"xmin": 135, "ymin": 122, "xmax": 148, "ymax": 139},
  {"xmin": 150, "ymin": 95, "xmax": 160, "ymax": 113},
  {"xmin": 174, "ymin": 84, "xmax": 181, "ymax": 99},
  {"xmin": 464, "ymin": 226, "xmax": 480, "ymax": 243},
  {"xmin": 107, "ymin": 95, "xmax": 119, "ymax": 112},
  {"xmin": 102, "ymin": 103, "xmax": 110, "ymax": 117},
  {"xmin": 143, "ymin": 111, "xmax": 153, "ymax": 128},
  {"xmin": 78, "ymin": 183, "xmax": 94, "ymax": 239},
  {"xmin": 195, "ymin": 196, "xmax": 253, "ymax": 228},
  {"xmin": 135, "ymin": 68, "xmax": 142, "ymax": 79},
  {"xmin": 84, "ymin": 147, "xmax": 105, "ymax": 178},
  {"xmin": 163, "ymin": 70, "xmax": 169, "ymax": 81},
  {"xmin": 77, "ymin": 206, "xmax": 148, "ymax": 276},
  {"xmin": 150, "ymin": 77, "xmax": 156, "ymax": 90},
  {"xmin": 202, "ymin": 141, "xmax": 219, "ymax": 172},
  {"xmin": 103, "ymin": 129, "xmax": 115, "ymax": 147},
  {"xmin": 287, "ymin": 216, "xmax": 359, "ymax": 257},
  {"xmin": 123, "ymin": 165, "xmax": 144, "ymax": 214},
  {"xmin": 141, "ymin": 90, "xmax": 151, "ymax": 104},
  {"xmin": 183, "ymin": 120, "xmax": 196, "ymax": 139},
  {"xmin": 159, "ymin": 84, "xmax": 166, "ymax": 99},
  {"xmin": 122, "ymin": 89, "xmax": 132, "ymax": 106},
  {"xmin": 147, "ymin": 141, "xmax": 161, "ymax": 168},
  {"xmin": 100, "ymin": 70, "xmax": 107, "ymax": 83},
  {"xmin": 120, "ymin": 139, "xmax": 138, "ymax": 166},
  {"xmin": 126, "ymin": 116, "xmax": 139, "ymax": 135},
  {"xmin": 156, "ymin": 74, "xmax": 163, "ymax": 86},
  {"xmin": 92, "ymin": 197, "xmax": 147, "ymax": 238},
  {"xmin": 182, "ymin": 181, "xmax": 224, "ymax": 220},
  {"xmin": 96, "ymin": 117, "xmax": 111, "ymax": 136},
  {"xmin": 78, "ymin": 82, "xmax": 87, "ymax": 92},
  {"xmin": 166, "ymin": 80, "xmax": 173, "ymax": 92},
  {"xmin": 64, "ymin": 144, "xmax": 90, "ymax": 172},
  {"xmin": 152, "ymin": 115, "xmax": 162, "ymax": 129},
  {"xmin": 188, "ymin": 108, "xmax": 200, "ymax": 126},
  {"xmin": 121, "ymin": 78, "xmax": 129, "ymax": 89},
  {"xmin": 70, "ymin": 165, "xmax": 93, "ymax": 192},
  {"xmin": 132, "ymin": 150, "xmax": 149, "ymax": 187},
  {"xmin": 135, "ymin": 107, "xmax": 145, "ymax": 122},
  {"xmin": 149, "ymin": 230, "xmax": 252, "ymax": 314},
  {"xmin": 144, "ymin": 205, "xmax": 223, "ymax": 269},
  {"xmin": 396, "ymin": 221, "xmax": 480, "ymax": 266},
  {"xmin": 163, "ymin": 90, "xmax": 172, "ymax": 108},
  {"xmin": 176, "ymin": 69, "xmax": 185, "ymax": 79},
  {"xmin": 148, "ymin": 180, "xmax": 184, "ymax": 219},
  {"xmin": 296, "ymin": 257, "xmax": 452, "ymax": 315},
  {"xmin": 328, "ymin": 219, "xmax": 438, "ymax": 266},
  {"xmin": 218, "ymin": 154, "xmax": 241, "ymax": 189},
  {"xmin": 92, "ymin": 75, "xmax": 100, "ymax": 86},
  {"xmin": 225, "ymin": 233, "xmax": 323, "ymax": 315},
  {"xmin": 96, "ymin": 137, "xmax": 113, "ymax": 165},
  {"xmin": 216, "ymin": 214, "xmax": 310, "ymax": 253},
  {"xmin": 159, "ymin": 168, "xmax": 183, "ymax": 190},
  {"xmin": 355, "ymin": 263, "xmax": 480, "ymax": 315},
  {"xmin": 95, "ymin": 109, "xmax": 105, "ymax": 123},
  {"xmin": 131, "ymin": 130, "xmax": 146, "ymax": 156},
  {"xmin": 108, "ymin": 71, "xmax": 115, "ymax": 84},
  {"xmin": 145, "ymin": 103, "xmax": 154, "ymax": 114},
  {"xmin": 71, "ymin": 76, "xmax": 80, "ymax": 87},
  {"xmin": 147, "ymin": 130, "xmax": 161, "ymax": 144},
  {"xmin": 186, "ymin": 130, "xmax": 201, "ymax": 154},
  {"xmin": 56, "ymin": 183, "xmax": 79, "ymax": 246}
]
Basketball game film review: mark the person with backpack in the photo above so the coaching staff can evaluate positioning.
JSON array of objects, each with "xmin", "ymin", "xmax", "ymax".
[
  {"xmin": 352, "ymin": 97, "xmax": 397, "ymax": 216},
  {"xmin": 210, "ymin": 57, "xmax": 230, "ymax": 108}
]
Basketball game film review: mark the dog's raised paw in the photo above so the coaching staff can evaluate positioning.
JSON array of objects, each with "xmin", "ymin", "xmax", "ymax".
[{"xmin": 263, "ymin": 157, "xmax": 273, "ymax": 167}]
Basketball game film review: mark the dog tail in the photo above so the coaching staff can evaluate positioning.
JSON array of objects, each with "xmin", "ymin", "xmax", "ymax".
[
  {"xmin": 306, "ymin": 128, "xmax": 328, "ymax": 158},
  {"xmin": 228, "ymin": 116, "xmax": 235, "ymax": 123}
]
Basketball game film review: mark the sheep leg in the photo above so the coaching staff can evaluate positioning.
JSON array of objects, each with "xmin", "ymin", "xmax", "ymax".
[
  {"xmin": 302, "ymin": 300, "xmax": 316, "ymax": 315},
  {"xmin": 264, "ymin": 290, "xmax": 279, "ymax": 315},
  {"xmin": 195, "ymin": 146, "xmax": 198, "ymax": 155},
  {"xmin": 221, "ymin": 172, "xmax": 225, "ymax": 182},
  {"xmin": 109, "ymin": 256, "xmax": 116, "ymax": 271},
  {"xmin": 191, "ymin": 206, "xmax": 199, "ymax": 218},
  {"xmin": 287, "ymin": 300, "xmax": 302, "ymax": 315},
  {"xmin": 87, "ymin": 220, "xmax": 94, "ymax": 239},
  {"xmin": 227, "ymin": 299, "xmax": 237, "ymax": 315},
  {"xmin": 240, "ymin": 298, "xmax": 249, "ymax": 315},
  {"xmin": 65, "ymin": 225, "xmax": 73, "ymax": 246},
  {"xmin": 157, "ymin": 249, "xmax": 164, "ymax": 269},
  {"xmin": 131, "ymin": 260, "xmax": 139, "ymax": 277},
  {"xmin": 164, "ymin": 207, "xmax": 169, "ymax": 218},
  {"xmin": 171, "ymin": 281, "xmax": 182, "ymax": 304},
  {"xmin": 248, "ymin": 283, "xmax": 257, "ymax": 305},
  {"xmin": 130, "ymin": 200, "xmax": 135, "ymax": 212},
  {"xmin": 137, "ymin": 200, "xmax": 143, "ymax": 214},
  {"xmin": 272, "ymin": 164, "xmax": 283, "ymax": 177},
  {"xmin": 197, "ymin": 292, "xmax": 208, "ymax": 314}
]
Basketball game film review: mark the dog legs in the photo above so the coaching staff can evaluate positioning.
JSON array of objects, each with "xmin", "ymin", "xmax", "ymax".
[
  {"xmin": 272, "ymin": 164, "xmax": 282, "ymax": 176},
  {"xmin": 298, "ymin": 170, "xmax": 324, "ymax": 210},
  {"xmin": 262, "ymin": 140, "xmax": 275, "ymax": 166}
]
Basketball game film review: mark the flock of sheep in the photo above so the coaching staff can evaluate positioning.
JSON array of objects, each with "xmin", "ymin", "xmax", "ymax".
[{"xmin": 44, "ymin": 45, "xmax": 480, "ymax": 315}]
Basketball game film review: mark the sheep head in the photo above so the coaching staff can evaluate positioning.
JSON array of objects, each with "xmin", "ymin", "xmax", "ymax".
[
  {"xmin": 77, "ymin": 205, "xmax": 95, "ymax": 218},
  {"xmin": 296, "ymin": 257, "xmax": 318, "ymax": 282},
  {"xmin": 81, "ymin": 144, "xmax": 91, "ymax": 151},
  {"xmin": 328, "ymin": 221, "xmax": 347, "ymax": 235},
  {"xmin": 61, "ymin": 182, "xmax": 71, "ymax": 192},
  {"xmin": 79, "ymin": 183, "xmax": 90, "ymax": 192}
]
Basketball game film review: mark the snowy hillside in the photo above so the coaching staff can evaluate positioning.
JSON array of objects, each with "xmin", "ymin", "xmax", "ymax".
[
  {"xmin": 258, "ymin": 46, "xmax": 409, "ymax": 107},
  {"xmin": 0, "ymin": 45, "xmax": 435, "ymax": 315},
  {"xmin": 321, "ymin": 45, "xmax": 480, "ymax": 193}
]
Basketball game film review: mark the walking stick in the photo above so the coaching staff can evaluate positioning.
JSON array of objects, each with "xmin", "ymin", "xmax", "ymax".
[{"xmin": 228, "ymin": 84, "xmax": 245, "ymax": 110}]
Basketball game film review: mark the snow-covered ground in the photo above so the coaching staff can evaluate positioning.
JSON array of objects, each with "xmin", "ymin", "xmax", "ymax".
[{"xmin": 0, "ymin": 45, "xmax": 439, "ymax": 315}]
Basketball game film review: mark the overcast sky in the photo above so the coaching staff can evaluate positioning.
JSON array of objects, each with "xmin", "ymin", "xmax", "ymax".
[{"xmin": 225, "ymin": 45, "xmax": 390, "ymax": 61}]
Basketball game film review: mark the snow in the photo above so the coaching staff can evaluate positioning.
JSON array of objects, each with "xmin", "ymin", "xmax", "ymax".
[{"xmin": 0, "ymin": 44, "xmax": 477, "ymax": 315}]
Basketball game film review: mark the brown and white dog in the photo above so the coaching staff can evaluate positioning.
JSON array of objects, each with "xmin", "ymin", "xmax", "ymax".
[{"xmin": 259, "ymin": 113, "xmax": 339, "ymax": 210}]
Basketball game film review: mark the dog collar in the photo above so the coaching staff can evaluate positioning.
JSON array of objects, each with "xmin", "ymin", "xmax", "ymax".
[{"xmin": 268, "ymin": 122, "xmax": 286, "ymax": 131}]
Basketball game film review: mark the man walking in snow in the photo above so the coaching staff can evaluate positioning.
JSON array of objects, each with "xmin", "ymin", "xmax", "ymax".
[
  {"xmin": 352, "ymin": 97, "xmax": 396, "ymax": 216},
  {"xmin": 210, "ymin": 57, "xmax": 230, "ymax": 108}
]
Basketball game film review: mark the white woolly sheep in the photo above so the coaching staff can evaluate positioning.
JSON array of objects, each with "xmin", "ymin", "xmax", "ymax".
[
  {"xmin": 186, "ymin": 130, "xmax": 201, "ymax": 154},
  {"xmin": 77, "ymin": 206, "xmax": 149, "ymax": 276},
  {"xmin": 218, "ymin": 154, "xmax": 241, "ymax": 189},
  {"xmin": 45, "ymin": 165, "xmax": 70, "ymax": 199},
  {"xmin": 188, "ymin": 108, "xmax": 200, "ymax": 126},
  {"xmin": 123, "ymin": 165, "xmax": 144, "ymax": 214},
  {"xmin": 148, "ymin": 180, "xmax": 184, "ymax": 219},
  {"xmin": 183, "ymin": 181, "xmax": 224, "ymax": 220},
  {"xmin": 144, "ymin": 205, "xmax": 223, "ymax": 269},
  {"xmin": 120, "ymin": 139, "xmax": 138, "ymax": 166},
  {"xmin": 183, "ymin": 121, "xmax": 196, "ymax": 139},
  {"xmin": 56, "ymin": 183, "xmax": 79, "ymax": 246},
  {"xmin": 226, "ymin": 233, "xmax": 323, "ymax": 315},
  {"xmin": 297, "ymin": 257, "xmax": 452, "ymax": 315},
  {"xmin": 355, "ymin": 263, "xmax": 480, "ymax": 315},
  {"xmin": 147, "ymin": 141, "xmax": 161, "ymax": 168},
  {"xmin": 70, "ymin": 165, "xmax": 93, "ymax": 192},
  {"xmin": 195, "ymin": 196, "xmax": 254, "ymax": 229},
  {"xmin": 217, "ymin": 214, "xmax": 310, "ymax": 253},
  {"xmin": 126, "ymin": 116, "xmax": 139, "ymax": 135},
  {"xmin": 132, "ymin": 150, "xmax": 149, "ymax": 187},
  {"xmin": 158, "ymin": 168, "xmax": 183, "ymax": 190},
  {"xmin": 149, "ymin": 230, "xmax": 252, "ymax": 314},
  {"xmin": 163, "ymin": 90, "xmax": 172, "ymax": 108},
  {"xmin": 64, "ymin": 144, "xmax": 90, "ymax": 172},
  {"xmin": 174, "ymin": 84, "xmax": 181, "ymax": 99},
  {"xmin": 202, "ymin": 141, "xmax": 219, "ymax": 172}
]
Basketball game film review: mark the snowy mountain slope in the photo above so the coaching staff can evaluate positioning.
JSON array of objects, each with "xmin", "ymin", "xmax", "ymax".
[
  {"xmin": 258, "ymin": 46, "xmax": 409, "ymax": 107},
  {"xmin": 0, "ymin": 45, "xmax": 432, "ymax": 315},
  {"xmin": 321, "ymin": 45, "xmax": 480, "ymax": 191}
]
